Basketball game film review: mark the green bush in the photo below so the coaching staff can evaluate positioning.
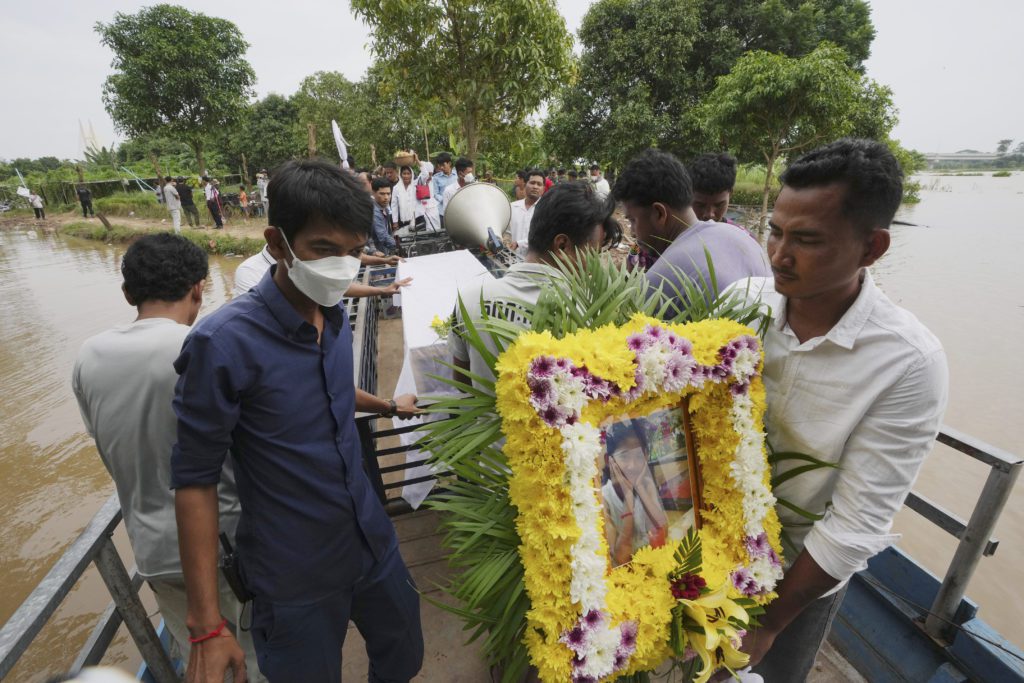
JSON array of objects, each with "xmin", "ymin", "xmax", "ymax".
[
  {"xmin": 992, "ymin": 170, "xmax": 1012, "ymax": 178},
  {"xmin": 61, "ymin": 221, "xmax": 263, "ymax": 256},
  {"xmin": 94, "ymin": 191, "xmax": 170, "ymax": 219}
]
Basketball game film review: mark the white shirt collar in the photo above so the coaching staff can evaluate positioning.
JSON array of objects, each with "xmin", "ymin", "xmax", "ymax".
[{"xmin": 774, "ymin": 268, "xmax": 881, "ymax": 350}]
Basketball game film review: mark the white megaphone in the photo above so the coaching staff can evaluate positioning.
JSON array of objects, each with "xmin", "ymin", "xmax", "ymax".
[{"xmin": 442, "ymin": 182, "xmax": 511, "ymax": 252}]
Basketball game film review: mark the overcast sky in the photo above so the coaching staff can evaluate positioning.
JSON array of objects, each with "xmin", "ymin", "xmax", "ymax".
[{"xmin": 2, "ymin": 0, "xmax": 1022, "ymax": 160}]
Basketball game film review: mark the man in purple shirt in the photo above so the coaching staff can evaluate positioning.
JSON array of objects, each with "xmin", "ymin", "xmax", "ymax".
[{"xmin": 614, "ymin": 149, "xmax": 769, "ymax": 311}]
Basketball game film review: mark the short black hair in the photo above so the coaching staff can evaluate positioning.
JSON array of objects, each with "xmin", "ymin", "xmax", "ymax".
[
  {"xmin": 268, "ymin": 158, "xmax": 373, "ymax": 241},
  {"xmin": 383, "ymin": 160, "xmax": 397, "ymax": 170},
  {"xmin": 400, "ymin": 165, "xmax": 413, "ymax": 175},
  {"xmin": 526, "ymin": 168, "xmax": 546, "ymax": 183},
  {"xmin": 201, "ymin": 176, "xmax": 210, "ymax": 182},
  {"xmin": 558, "ymin": 168, "xmax": 566, "ymax": 174},
  {"xmin": 689, "ymin": 153, "xmax": 737, "ymax": 194},
  {"xmin": 613, "ymin": 149, "xmax": 693, "ymax": 211},
  {"xmin": 121, "ymin": 233, "xmax": 207, "ymax": 305},
  {"xmin": 434, "ymin": 152, "xmax": 452, "ymax": 165},
  {"xmin": 589, "ymin": 164, "xmax": 600, "ymax": 172},
  {"xmin": 454, "ymin": 157, "xmax": 473, "ymax": 173},
  {"xmin": 516, "ymin": 169, "xmax": 529, "ymax": 182},
  {"xmin": 371, "ymin": 177, "xmax": 392, "ymax": 192},
  {"xmin": 568, "ymin": 171, "xmax": 578, "ymax": 179},
  {"xmin": 528, "ymin": 181, "xmax": 621, "ymax": 252},
  {"xmin": 163, "ymin": 176, "xmax": 172, "ymax": 183},
  {"xmin": 176, "ymin": 176, "xmax": 185, "ymax": 182},
  {"xmin": 781, "ymin": 138, "xmax": 903, "ymax": 233}
]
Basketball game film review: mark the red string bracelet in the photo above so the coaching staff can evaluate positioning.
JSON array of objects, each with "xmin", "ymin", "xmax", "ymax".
[
  {"xmin": 620, "ymin": 511, "xmax": 634, "ymax": 519},
  {"xmin": 188, "ymin": 618, "xmax": 228, "ymax": 644}
]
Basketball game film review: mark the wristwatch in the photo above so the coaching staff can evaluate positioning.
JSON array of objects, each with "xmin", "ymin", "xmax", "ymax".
[{"xmin": 382, "ymin": 399, "xmax": 398, "ymax": 418}]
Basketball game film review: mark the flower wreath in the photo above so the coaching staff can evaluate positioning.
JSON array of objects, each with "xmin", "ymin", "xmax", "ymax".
[{"xmin": 494, "ymin": 314, "xmax": 784, "ymax": 682}]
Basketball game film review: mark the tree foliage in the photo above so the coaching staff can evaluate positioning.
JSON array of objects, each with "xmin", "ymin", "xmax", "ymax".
[
  {"xmin": 543, "ymin": 0, "xmax": 875, "ymax": 170},
  {"xmin": 350, "ymin": 0, "xmax": 573, "ymax": 160},
  {"xmin": 996, "ymin": 139, "xmax": 1014, "ymax": 155},
  {"xmin": 699, "ymin": 43, "xmax": 896, "ymax": 231},
  {"xmin": 95, "ymin": 4, "xmax": 256, "ymax": 172}
]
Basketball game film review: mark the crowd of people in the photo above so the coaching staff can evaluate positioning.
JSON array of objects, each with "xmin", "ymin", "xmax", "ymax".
[{"xmin": 70, "ymin": 137, "xmax": 947, "ymax": 683}]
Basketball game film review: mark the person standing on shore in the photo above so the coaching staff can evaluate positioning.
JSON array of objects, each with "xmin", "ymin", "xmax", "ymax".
[
  {"xmin": 76, "ymin": 184, "xmax": 95, "ymax": 218},
  {"xmin": 29, "ymin": 191, "xmax": 44, "ymax": 219},
  {"xmin": 257, "ymin": 169, "xmax": 270, "ymax": 219},
  {"xmin": 72, "ymin": 233, "xmax": 264, "ymax": 681},
  {"xmin": 163, "ymin": 176, "xmax": 182, "ymax": 234},
  {"xmin": 172, "ymin": 159, "xmax": 424, "ymax": 682},
  {"xmin": 202, "ymin": 176, "xmax": 223, "ymax": 229},
  {"xmin": 176, "ymin": 177, "xmax": 200, "ymax": 228}
]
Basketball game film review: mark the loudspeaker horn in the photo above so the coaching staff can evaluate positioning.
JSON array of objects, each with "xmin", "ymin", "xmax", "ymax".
[{"xmin": 443, "ymin": 182, "xmax": 511, "ymax": 252}]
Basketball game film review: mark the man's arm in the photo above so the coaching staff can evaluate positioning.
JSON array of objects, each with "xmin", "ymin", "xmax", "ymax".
[
  {"xmin": 360, "ymin": 253, "xmax": 402, "ymax": 267},
  {"xmin": 355, "ymin": 389, "xmax": 421, "ymax": 419},
  {"xmin": 345, "ymin": 277, "xmax": 412, "ymax": 298}
]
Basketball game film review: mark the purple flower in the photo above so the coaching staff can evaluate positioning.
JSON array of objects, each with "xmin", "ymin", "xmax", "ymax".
[
  {"xmin": 745, "ymin": 533, "xmax": 771, "ymax": 558},
  {"xmin": 527, "ymin": 376, "xmax": 554, "ymax": 404},
  {"xmin": 731, "ymin": 567, "xmax": 760, "ymax": 597},
  {"xmin": 730, "ymin": 381, "xmax": 750, "ymax": 396},
  {"xmin": 541, "ymin": 406, "xmax": 564, "ymax": 426},
  {"xmin": 627, "ymin": 333, "xmax": 648, "ymax": 351},
  {"xmin": 582, "ymin": 609, "xmax": 604, "ymax": 630},
  {"xmin": 645, "ymin": 324, "xmax": 663, "ymax": 339},
  {"xmin": 613, "ymin": 650, "xmax": 629, "ymax": 669},
  {"xmin": 674, "ymin": 337, "xmax": 694, "ymax": 355},
  {"xmin": 572, "ymin": 674, "xmax": 596, "ymax": 683},
  {"xmin": 555, "ymin": 358, "xmax": 569, "ymax": 369},
  {"xmin": 560, "ymin": 624, "xmax": 588, "ymax": 654},
  {"xmin": 572, "ymin": 653, "xmax": 587, "ymax": 669},
  {"xmin": 619, "ymin": 621, "xmax": 638, "ymax": 650},
  {"xmin": 531, "ymin": 355, "xmax": 555, "ymax": 378}
]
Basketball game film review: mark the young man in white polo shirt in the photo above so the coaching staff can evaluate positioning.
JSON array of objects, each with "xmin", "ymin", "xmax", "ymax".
[
  {"xmin": 449, "ymin": 181, "xmax": 621, "ymax": 385},
  {"xmin": 730, "ymin": 138, "xmax": 949, "ymax": 680}
]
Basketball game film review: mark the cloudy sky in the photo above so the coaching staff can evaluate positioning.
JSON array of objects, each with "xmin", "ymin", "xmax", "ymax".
[{"xmin": 2, "ymin": 0, "xmax": 1022, "ymax": 160}]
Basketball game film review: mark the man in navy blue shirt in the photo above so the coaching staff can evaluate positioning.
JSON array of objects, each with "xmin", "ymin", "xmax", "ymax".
[{"xmin": 172, "ymin": 159, "xmax": 423, "ymax": 683}]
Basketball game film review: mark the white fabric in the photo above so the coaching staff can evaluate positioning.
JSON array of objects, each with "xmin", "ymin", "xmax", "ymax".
[
  {"xmin": 446, "ymin": 261, "xmax": 556, "ymax": 385},
  {"xmin": 390, "ymin": 180, "xmax": 418, "ymax": 228},
  {"xmin": 592, "ymin": 175, "xmax": 610, "ymax": 199},
  {"xmin": 163, "ymin": 183, "xmax": 181, "ymax": 211},
  {"xmin": 233, "ymin": 245, "xmax": 274, "ymax": 297},
  {"xmin": 169, "ymin": 208, "xmax": 181, "ymax": 234},
  {"xmin": 72, "ymin": 318, "xmax": 241, "ymax": 578},
  {"xmin": 442, "ymin": 179, "xmax": 464, "ymax": 209},
  {"xmin": 393, "ymin": 251, "xmax": 494, "ymax": 508},
  {"xmin": 506, "ymin": 199, "xmax": 537, "ymax": 259},
  {"xmin": 730, "ymin": 271, "xmax": 948, "ymax": 585},
  {"xmin": 204, "ymin": 183, "xmax": 216, "ymax": 201},
  {"xmin": 29, "ymin": 194, "xmax": 43, "ymax": 208}
]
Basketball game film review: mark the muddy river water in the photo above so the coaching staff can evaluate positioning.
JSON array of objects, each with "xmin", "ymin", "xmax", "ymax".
[{"xmin": 1, "ymin": 171, "xmax": 1022, "ymax": 678}]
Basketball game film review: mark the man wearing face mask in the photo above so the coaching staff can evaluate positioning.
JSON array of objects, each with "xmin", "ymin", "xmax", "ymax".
[
  {"xmin": 441, "ymin": 156, "xmax": 475, "ymax": 210},
  {"xmin": 172, "ymin": 159, "xmax": 424, "ymax": 683},
  {"xmin": 614, "ymin": 149, "xmax": 769, "ymax": 312}
]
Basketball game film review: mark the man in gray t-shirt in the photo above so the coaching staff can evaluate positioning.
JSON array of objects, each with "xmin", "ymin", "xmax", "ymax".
[
  {"xmin": 614, "ymin": 149, "xmax": 769, "ymax": 312},
  {"xmin": 449, "ymin": 181, "xmax": 623, "ymax": 386},
  {"xmin": 72, "ymin": 234, "xmax": 263, "ymax": 678}
]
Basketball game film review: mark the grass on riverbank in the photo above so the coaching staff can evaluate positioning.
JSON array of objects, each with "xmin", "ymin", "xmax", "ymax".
[{"xmin": 63, "ymin": 221, "xmax": 264, "ymax": 256}]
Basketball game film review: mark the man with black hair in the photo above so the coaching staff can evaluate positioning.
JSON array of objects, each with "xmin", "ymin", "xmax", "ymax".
[
  {"xmin": 382, "ymin": 160, "xmax": 399, "ymax": 185},
  {"xmin": 162, "ymin": 176, "xmax": 181, "ymax": 234},
  {"xmin": 513, "ymin": 169, "xmax": 528, "ymax": 201},
  {"xmin": 370, "ymin": 176, "xmax": 398, "ymax": 255},
  {"xmin": 730, "ymin": 139, "xmax": 948, "ymax": 680},
  {"xmin": 201, "ymin": 176, "xmax": 223, "ymax": 229},
  {"xmin": 614, "ymin": 149, "xmax": 768, "ymax": 308},
  {"xmin": 450, "ymin": 181, "xmax": 621, "ymax": 385},
  {"xmin": 173, "ymin": 159, "xmax": 424, "ymax": 683},
  {"xmin": 72, "ymin": 234, "xmax": 263, "ymax": 681},
  {"xmin": 441, "ymin": 156, "xmax": 475, "ymax": 210},
  {"xmin": 689, "ymin": 152, "xmax": 739, "ymax": 225},
  {"xmin": 430, "ymin": 152, "xmax": 455, "ymax": 218},
  {"xmin": 505, "ymin": 169, "xmax": 545, "ymax": 258},
  {"xmin": 76, "ymin": 184, "xmax": 94, "ymax": 218},
  {"xmin": 176, "ymin": 177, "xmax": 200, "ymax": 228}
]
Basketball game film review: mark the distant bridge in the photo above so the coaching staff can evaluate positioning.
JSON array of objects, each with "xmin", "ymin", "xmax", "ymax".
[{"xmin": 922, "ymin": 152, "xmax": 1001, "ymax": 165}]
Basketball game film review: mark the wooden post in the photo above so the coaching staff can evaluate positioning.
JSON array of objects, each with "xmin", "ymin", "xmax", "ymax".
[
  {"xmin": 76, "ymin": 165, "xmax": 85, "ymax": 183},
  {"xmin": 93, "ymin": 537, "xmax": 178, "ymax": 683},
  {"xmin": 370, "ymin": 144, "xmax": 378, "ymax": 169},
  {"xmin": 423, "ymin": 125, "xmax": 430, "ymax": 160},
  {"xmin": 307, "ymin": 123, "xmax": 317, "ymax": 158},
  {"xmin": 148, "ymin": 152, "xmax": 164, "ymax": 191}
]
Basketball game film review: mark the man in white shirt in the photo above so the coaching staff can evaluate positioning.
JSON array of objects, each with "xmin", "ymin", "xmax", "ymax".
[
  {"xmin": 202, "ymin": 176, "xmax": 224, "ymax": 229},
  {"xmin": 590, "ymin": 164, "xmax": 611, "ymax": 199},
  {"xmin": 505, "ymin": 169, "xmax": 545, "ymax": 259},
  {"xmin": 729, "ymin": 139, "xmax": 948, "ymax": 680},
  {"xmin": 449, "ymin": 181, "xmax": 621, "ymax": 385},
  {"xmin": 441, "ymin": 157, "xmax": 475, "ymax": 210},
  {"xmin": 72, "ymin": 233, "xmax": 264, "ymax": 680},
  {"xmin": 162, "ymin": 176, "xmax": 181, "ymax": 234}
]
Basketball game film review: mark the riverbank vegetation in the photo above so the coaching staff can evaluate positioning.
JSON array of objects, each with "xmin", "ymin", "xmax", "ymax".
[
  {"xmin": 5, "ymin": 0, "xmax": 926, "ymax": 216},
  {"xmin": 62, "ymin": 221, "xmax": 263, "ymax": 256}
]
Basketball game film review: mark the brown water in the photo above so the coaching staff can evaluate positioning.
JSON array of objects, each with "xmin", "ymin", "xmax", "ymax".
[{"xmin": 1, "ymin": 173, "xmax": 1022, "ymax": 679}]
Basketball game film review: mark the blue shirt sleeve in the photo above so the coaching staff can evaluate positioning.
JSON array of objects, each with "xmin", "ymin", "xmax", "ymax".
[{"xmin": 171, "ymin": 331, "xmax": 242, "ymax": 488}]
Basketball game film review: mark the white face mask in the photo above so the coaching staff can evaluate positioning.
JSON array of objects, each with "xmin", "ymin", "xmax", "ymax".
[
  {"xmin": 277, "ymin": 228, "xmax": 361, "ymax": 307},
  {"xmin": 463, "ymin": 173, "xmax": 476, "ymax": 184}
]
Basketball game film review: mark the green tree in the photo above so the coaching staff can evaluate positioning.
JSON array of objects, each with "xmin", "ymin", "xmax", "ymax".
[
  {"xmin": 996, "ymin": 139, "xmax": 1014, "ymax": 155},
  {"xmin": 215, "ymin": 94, "xmax": 305, "ymax": 177},
  {"xmin": 96, "ymin": 4, "xmax": 256, "ymax": 173},
  {"xmin": 543, "ymin": 0, "xmax": 875, "ymax": 170},
  {"xmin": 350, "ymin": 0, "xmax": 573, "ymax": 161},
  {"xmin": 700, "ymin": 44, "xmax": 896, "ymax": 233}
]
